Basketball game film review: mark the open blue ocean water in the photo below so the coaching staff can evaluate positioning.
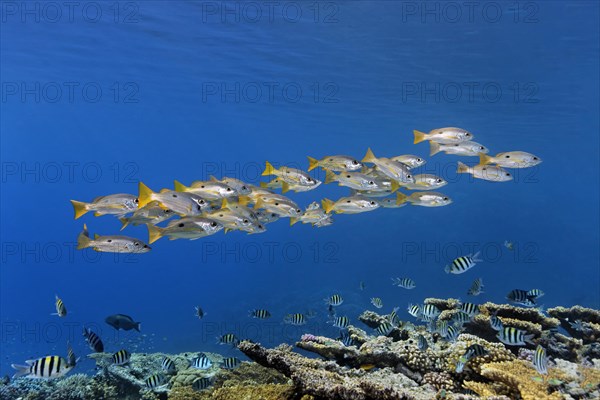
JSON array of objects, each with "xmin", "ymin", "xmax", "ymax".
[{"xmin": 0, "ymin": 0, "xmax": 598, "ymax": 381}]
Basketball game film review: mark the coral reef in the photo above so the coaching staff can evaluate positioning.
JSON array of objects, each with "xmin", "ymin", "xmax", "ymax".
[{"xmin": 2, "ymin": 300, "xmax": 598, "ymax": 400}]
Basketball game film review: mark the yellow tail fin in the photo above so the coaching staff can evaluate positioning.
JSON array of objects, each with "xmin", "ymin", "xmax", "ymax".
[
  {"xmin": 390, "ymin": 180, "xmax": 400, "ymax": 193},
  {"xmin": 221, "ymin": 198, "xmax": 229, "ymax": 209},
  {"xmin": 362, "ymin": 148, "xmax": 376, "ymax": 163},
  {"xmin": 173, "ymin": 180, "xmax": 188, "ymax": 193},
  {"xmin": 396, "ymin": 192, "xmax": 408, "ymax": 205},
  {"xmin": 119, "ymin": 217, "xmax": 129, "ymax": 231},
  {"xmin": 281, "ymin": 181, "xmax": 290, "ymax": 194},
  {"xmin": 70, "ymin": 200, "xmax": 89, "ymax": 219},
  {"xmin": 138, "ymin": 182, "xmax": 155, "ymax": 208},
  {"xmin": 262, "ymin": 161, "xmax": 276, "ymax": 176},
  {"xmin": 290, "ymin": 217, "xmax": 299, "ymax": 226},
  {"xmin": 413, "ymin": 130, "xmax": 427, "ymax": 144},
  {"xmin": 321, "ymin": 198, "xmax": 335, "ymax": 214},
  {"xmin": 429, "ymin": 141, "xmax": 441, "ymax": 156},
  {"xmin": 146, "ymin": 224, "xmax": 164, "ymax": 244},
  {"xmin": 76, "ymin": 225, "xmax": 91, "ymax": 250},
  {"xmin": 324, "ymin": 169, "xmax": 336, "ymax": 184},
  {"xmin": 457, "ymin": 162, "xmax": 470, "ymax": 174},
  {"xmin": 254, "ymin": 198, "xmax": 264, "ymax": 210},
  {"xmin": 478, "ymin": 153, "xmax": 492, "ymax": 165},
  {"xmin": 259, "ymin": 182, "xmax": 268, "ymax": 188},
  {"xmin": 307, "ymin": 156, "xmax": 319, "ymax": 172}
]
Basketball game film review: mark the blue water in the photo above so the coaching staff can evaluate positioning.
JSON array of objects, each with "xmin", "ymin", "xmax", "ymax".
[{"xmin": 1, "ymin": 1, "xmax": 598, "ymax": 377}]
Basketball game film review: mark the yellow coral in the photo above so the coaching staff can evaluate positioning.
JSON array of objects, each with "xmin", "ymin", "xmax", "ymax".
[
  {"xmin": 479, "ymin": 360, "xmax": 564, "ymax": 400},
  {"xmin": 462, "ymin": 380, "xmax": 500, "ymax": 397}
]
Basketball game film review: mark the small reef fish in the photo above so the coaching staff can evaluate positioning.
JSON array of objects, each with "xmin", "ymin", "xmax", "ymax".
[
  {"xmin": 451, "ymin": 311, "xmax": 472, "ymax": 325},
  {"xmin": 331, "ymin": 316, "xmax": 350, "ymax": 329},
  {"xmin": 376, "ymin": 321, "xmax": 394, "ymax": 336},
  {"xmin": 209, "ymin": 176, "xmax": 252, "ymax": 195},
  {"xmin": 489, "ymin": 312, "xmax": 504, "ymax": 331},
  {"xmin": 417, "ymin": 334, "xmax": 428, "ymax": 351},
  {"xmin": 284, "ymin": 313, "xmax": 307, "ymax": 326},
  {"xmin": 456, "ymin": 344, "xmax": 488, "ymax": 373},
  {"xmin": 401, "ymin": 174, "xmax": 447, "ymax": 191},
  {"xmin": 70, "ymin": 193, "xmax": 138, "ymax": 219},
  {"xmin": 83, "ymin": 327, "xmax": 104, "ymax": 352},
  {"xmin": 321, "ymin": 196, "xmax": 380, "ymax": 214},
  {"xmin": 191, "ymin": 354, "xmax": 212, "ymax": 369},
  {"xmin": 445, "ymin": 252, "xmax": 482, "ymax": 274},
  {"xmin": 161, "ymin": 357, "xmax": 176, "ymax": 374},
  {"xmin": 105, "ymin": 314, "xmax": 141, "ymax": 332},
  {"xmin": 430, "ymin": 141, "xmax": 489, "ymax": 157},
  {"xmin": 389, "ymin": 155, "xmax": 426, "ymax": 169},
  {"xmin": 111, "ymin": 349, "xmax": 131, "ymax": 365},
  {"xmin": 52, "ymin": 295, "xmax": 67, "ymax": 317},
  {"xmin": 370, "ymin": 297, "xmax": 383, "ymax": 309},
  {"xmin": 145, "ymin": 373, "xmax": 168, "ymax": 389},
  {"xmin": 459, "ymin": 302, "xmax": 481, "ymax": 317},
  {"xmin": 378, "ymin": 196, "xmax": 406, "ymax": 208},
  {"xmin": 290, "ymin": 202, "xmax": 331, "ymax": 226},
  {"xmin": 445, "ymin": 325, "xmax": 461, "ymax": 342},
  {"xmin": 506, "ymin": 289, "xmax": 537, "ymax": 307},
  {"xmin": 527, "ymin": 289, "xmax": 545, "ymax": 300},
  {"xmin": 533, "ymin": 344, "xmax": 548, "ymax": 374},
  {"xmin": 206, "ymin": 209, "xmax": 265, "ymax": 233},
  {"xmin": 325, "ymin": 170, "xmax": 393, "ymax": 192},
  {"xmin": 253, "ymin": 195, "xmax": 303, "ymax": 218},
  {"xmin": 66, "ymin": 342, "xmax": 78, "ymax": 367},
  {"xmin": 262, "ymin": 161, "xmax": 320, "ymax": 190},
  {"xmin": 146, "ymin": 217, "xmax": 223, "ymax": 243},
  {"xmin": 249, "ymin": 309, "xmax": 271, "ymax": 319},
  {"xmin": 222, "ymin": 357, "xmax": 241, "ymax": 369},
  {"xmin": 362, "ymin": 148, "xmax": 415, "ymax": 184},
  {"xmin": 479, "ymin": 151, "xmax": 542, "ymax": 168},
  {"xmin": 396, "ymin": 192, "xmax": 452, "ymax": 207},
  {"xmin": 457, "ymin": 162, "xmax": 512, "ymax": 182},
  {"xmin": 421, "ymin": 304, "xmax": 441, "ymax": 321},
  {"xmin": 138, "ymin": 182, "xmax": 210, "ymax": 213},
  {"xmin": 217, "ymin": 333, "xmax": 240, "ymax": 346},
  {"xmin": 192, "ymin": 377, "xmax": 212, "ymax": 391},
  {"xmin": 497, "ymin": 327, "xmax": 534, "ymax": 346},
  {"xmin": 174, "ymin": 179, "xmax": 238, "ymax": 200},
  {"xmin": 325, "ymin": 294, "xmax": 344, "ymax": 306},
  {"xmin": 307, "ymin": 155, "xmax": 362, "ymax": 172},
  {"xmin": 195, "ymin": 306, "xmax": 205, "ymax": 319},
  {"xmin": 467, "ymin": 278, "xmax": 484, "ymax": 296},
  {"xmin": 391, "ymin": 277, "xmax": 416, "ymax": 289},
  {"xmin": 413, "ymin": 127, "xmax": 474, "ymax": 144},
  {"xmin": 119, "ymin": 201, "xmax": 174, "ymax": 230},
  {"xmin": 77, "ymin": 224, "xmax": 150, "ymax": 253},
  {"xmin": 407, "ymin": 304, "xmax": 422, "ymax": 318},
  {"xmin": 11, "ymin": 355, "xmax": 74, "ymax": 379}
]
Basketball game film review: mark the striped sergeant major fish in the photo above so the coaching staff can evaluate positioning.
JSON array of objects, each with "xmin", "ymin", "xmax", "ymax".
[
  {"xmin": 249, "ymin": 309, "xmax": 271, "ymax": 319},
  {"xmin": 445, "ymin": 252, "xmax": 482, "ymax": 274},
  {"xmin": 83, "ymin": 328, "xmax": 104, "ymax": 353},
  {"xmin": 222, "ymin": 357, "xmax": 241, "ymax": 369},
  {"xmin": 52, "ymin": 295, "xmax": 67, "ymax": 317},
  {"xmin": 533, "ymin": 345, "xmax": 548, "ymax": 374},
  {"xmin": 527, "ymin": 289, "xmax": 545, "ymax": 300},
  {"xmin": 145, "ymin": 373, "xmax": 168, "ymax": 389},
  {"xmin": 111, "ymin": 349, "xmax": 131, "ymax": 365},
  {"xmin": 421, "ymin": 304, "xmax": 441, "ymax": 321},
  {"xmin": 217, "ymin": 333, "xmax": 240, "ymax": 346},
  {"xmin": 12, "ymin": 355, "xmax": 74, "ymax": 379},
  {"xmin": 192, "ymin": 377, "xmax": 212, "ymax": 391},
  {"xmin": 497, "ymin": 327, "xmax": 535, "ymax": 346},
  {"xmin": 489, "ymin": 311, "xmax": 503, "ymax": 331},
  {"xmin": 371, "ymin": 297, "xmax": 384, "ymax": 309},
  {"xmin": 467, "ymin": 278, "xmax": 484, "ymax": 296},
  {"xmin": 191, "ymin": 353, "xmax": 212, "ymax": 370},
  {"xmin": 456, "ymin": 344, "xmax": 488, "ymax": 373},
  {"xmin": 330, "ymin": 316, "xmax": 350, "ymax": 329},
  {"xmin": 284, "ymin": 313, "xmax": 307, "ymax": 326},
  {"xmin": 325, "ymin": 294, "xmax": 344, "ymax": 306},
  {"xmin": 161, "ymin": 356, "xmax": 176, "ymax": 374},
  {"xmin": 376, "ymin": 321, "xmax": 394, "ymax": 336},
  {"xmin": 66, "ymin": 342, "xmax": 79, "ymax": 367},
  {"xmin": 407, "ymin": 304, "xmax": 421, "ymax": 318},
  {"xmin": 506, "ymin": 289, "xmax": 537, "ymax": 307},
  {"xmin": 392, "ymin": 277, "xmax": 416, "ymax": 289},
  {"xmin": 459, "ymin": 302, "xmax": 480, "ymax": 317}
]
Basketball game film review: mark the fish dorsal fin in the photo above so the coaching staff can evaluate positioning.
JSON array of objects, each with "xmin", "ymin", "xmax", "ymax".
[
  {"xmin": 94, "ymin": 233, "xmax": 100, "ymax": 240},
  {"xmin": 159, "ymin": 188, "xmax": 170, "ymax": 193},
  {"xmin": 209, "ymin": 176, "xmax": 219, "ymax": 182}
]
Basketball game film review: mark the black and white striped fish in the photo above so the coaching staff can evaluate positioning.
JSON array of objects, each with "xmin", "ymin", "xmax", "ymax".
[
  {"xmin": 376, "ymin": 321, "xmax": 394, "ymax": 336},
  {"xmin": 391, "ymin": 277, "xmax": 416, "ymax": 289},
  {"xmin": 489, "ymin": 312, "xmax": 503, "ymax": 331},
  {"xmin": 191, "ymin": 353, "xmax": 212, "ymax": 369},
  {"xmin": 192, "ymin": 377, "xmax": 211, "ymax": 391},
  {"xmin": 417, "ymin": 334, "xmax": 428, "ymax": 351},
  {"xmin": 161, "ymin": 356, "xmax": 176, "ymax": 374},
  {"xmin": 11, "ymin": 355, "xmax": 74, "ymax": 379},
  {"xmin": 445, "ymin": 325, "xmax": 461, "ymax": 342},
  {"xmin": 325, "ymin": 294, "xmax": 344, "ymax": 306},
  {"xmin": 460, "ymin": 302, "xmax": 480, "ymax": 317},
  {"xmin": 506, "ymin": 289, "xmax": 537, "ymax": 307},
  {"xmin": 52, "ymin": 295, "xmax": 67, "ymax": 317},
  {"xmin": 249, "ymin": 309, "xmax": 271, "ymax": 319},
  {"xmin": 388, "ymin": 307, "xmax": 402, "ymax": 327},
  {"xmin": 533, "ymin": 345, "xmax": 548, "ymax": 374},
  {"xmin": 222, "ymin": 357, "xmax": 241, "ymax": 369},
  {"xmin": 527, "ymin": 289, "xmax": 545, "ymax": 300},
  {"xmin": 83, "ymin": 328, "xmax": 104, "ymax": 353},
  {"xmin": 338, "ymin": 329, "xmax": 355, "ymax": 347},
  {"xmin": 284, "ymin": 313, "xmax": 307, "ymax": 326},
  {"xmin": 451, "ymin": 311, "xmax": 472, "ymax": 326},
  {"xmin": 331, "ymin": 316, "xmax": 350, "ymax": 329},
  {"xmin": 66, "ymin": 342, "xmax": 78, "ymax": 367},
  {"xmin": 497, "ymin": 327, "xmax": 534, "ymax": 346},
  {"xmin": 456, "ymin": 344, "xmax": 488, "ymax": 372},
  {"xmin": 467, "ymin": 278, "xmax": 484, "ymax": 296},
  {"xmin": 444, "ymin": 252, "xmax": 482, "ymax": 274},
  {"xmin": 217, "ymin": 333, "xmax": 239, "ymax": 346},
  {"xmin": 421, "ymin": 304, "xmax": 440, "ymax": 321},
  {"xmin": 111, "ymin": 349, "xmax": 130, "ymax": 365},
  {"xmin": 407, "ymin": 304, "xmax": 421, "ymax": 318},
  {"xmin": 145, "ymin": 373, "xmax": 168, "ymax": 389},
  {"xmin": 370, "ymin": 297, "xmax": 383, "ymax": 309}
]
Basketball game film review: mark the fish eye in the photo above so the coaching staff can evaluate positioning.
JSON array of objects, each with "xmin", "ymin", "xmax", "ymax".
[
  {"xmin": 436, "ymin": 179, "xmax": 442, "ymax": 183},
  {"xmin": 346, "ymin": 175, "xmax": 351, "ymax": 178},
  {"xmin": 243, "ymin": 219, "xmax": 249, "ymax": 223},
  {"xmin": 134, "ymin": 242, "xmax": 139, "ymax": 246},
  {"xmin": 172, "ymin": 194, "xmax": 178, "ymax": 198},
  {"xmin": 226, "ymin": 187, "xmax": 232, "ymax": 191},
  {"xmin": 505, "ymin": 173, "xmax": 511, "ymax": 176},
  {"xmin": 443, "ymin": 197, "xmax": 449, "ymax": 201},
  {"xmin": 370, "ymin": 201, "xmax": 376, "ymax": 205},
  {"xmin": 296, "ymin": 209, "xmax": 301, "ymax": 213},
  {"xmin": 178, "ymin": 223, "xmax": 185, "ymax": 227},
  {"xmin": 482, "ymin": 167, "xmax": 487, "ymax": 171},
  {"xmin": 346, "ymin": 200, "xmax": 351, "ymax": 203},
  {"xmin": 107, "ymin": 239, "xmax": 112, "ymax": 243},
  {"xmin": 352, "ymin": 160, "xmax": 358, "ymax": 164},
  {"xmin": 134, "ymin": 198, "xmax": 139, "ymax": 203},
  {"xmin": 407, "ymin": 175, "xmax": 412, "ymax": 179},
  {"xmin": 242, "ymin": 186, "xmax": 247, "ymax": 190},
  {"xmin": 165, "ymin": 209, "xmax": 171, "ymax": 213},
  {"xmin": 210, "ymin": 222, "xmax": 217, "ymax": 227},
  {"xmin": 505, "ymin": 155, "xmax": 510, "ymax": 158},
  {"xmin": 199, "ymin": 199, "xmax": 205, "ymax": 204},
  {"xmin": 271, "ymin": 213, "xmax": 277, "ymax": 217},
  {"xmin": 274, "ymin": 202, "xmax": 279, "ymax": 206},
  {"xmin": 533, "ymin": 157, "xmax": 538, "ymax": 160},
  {"xmin": 368, "ymin": 181, "xmax": 374, "ymax": 185}
]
